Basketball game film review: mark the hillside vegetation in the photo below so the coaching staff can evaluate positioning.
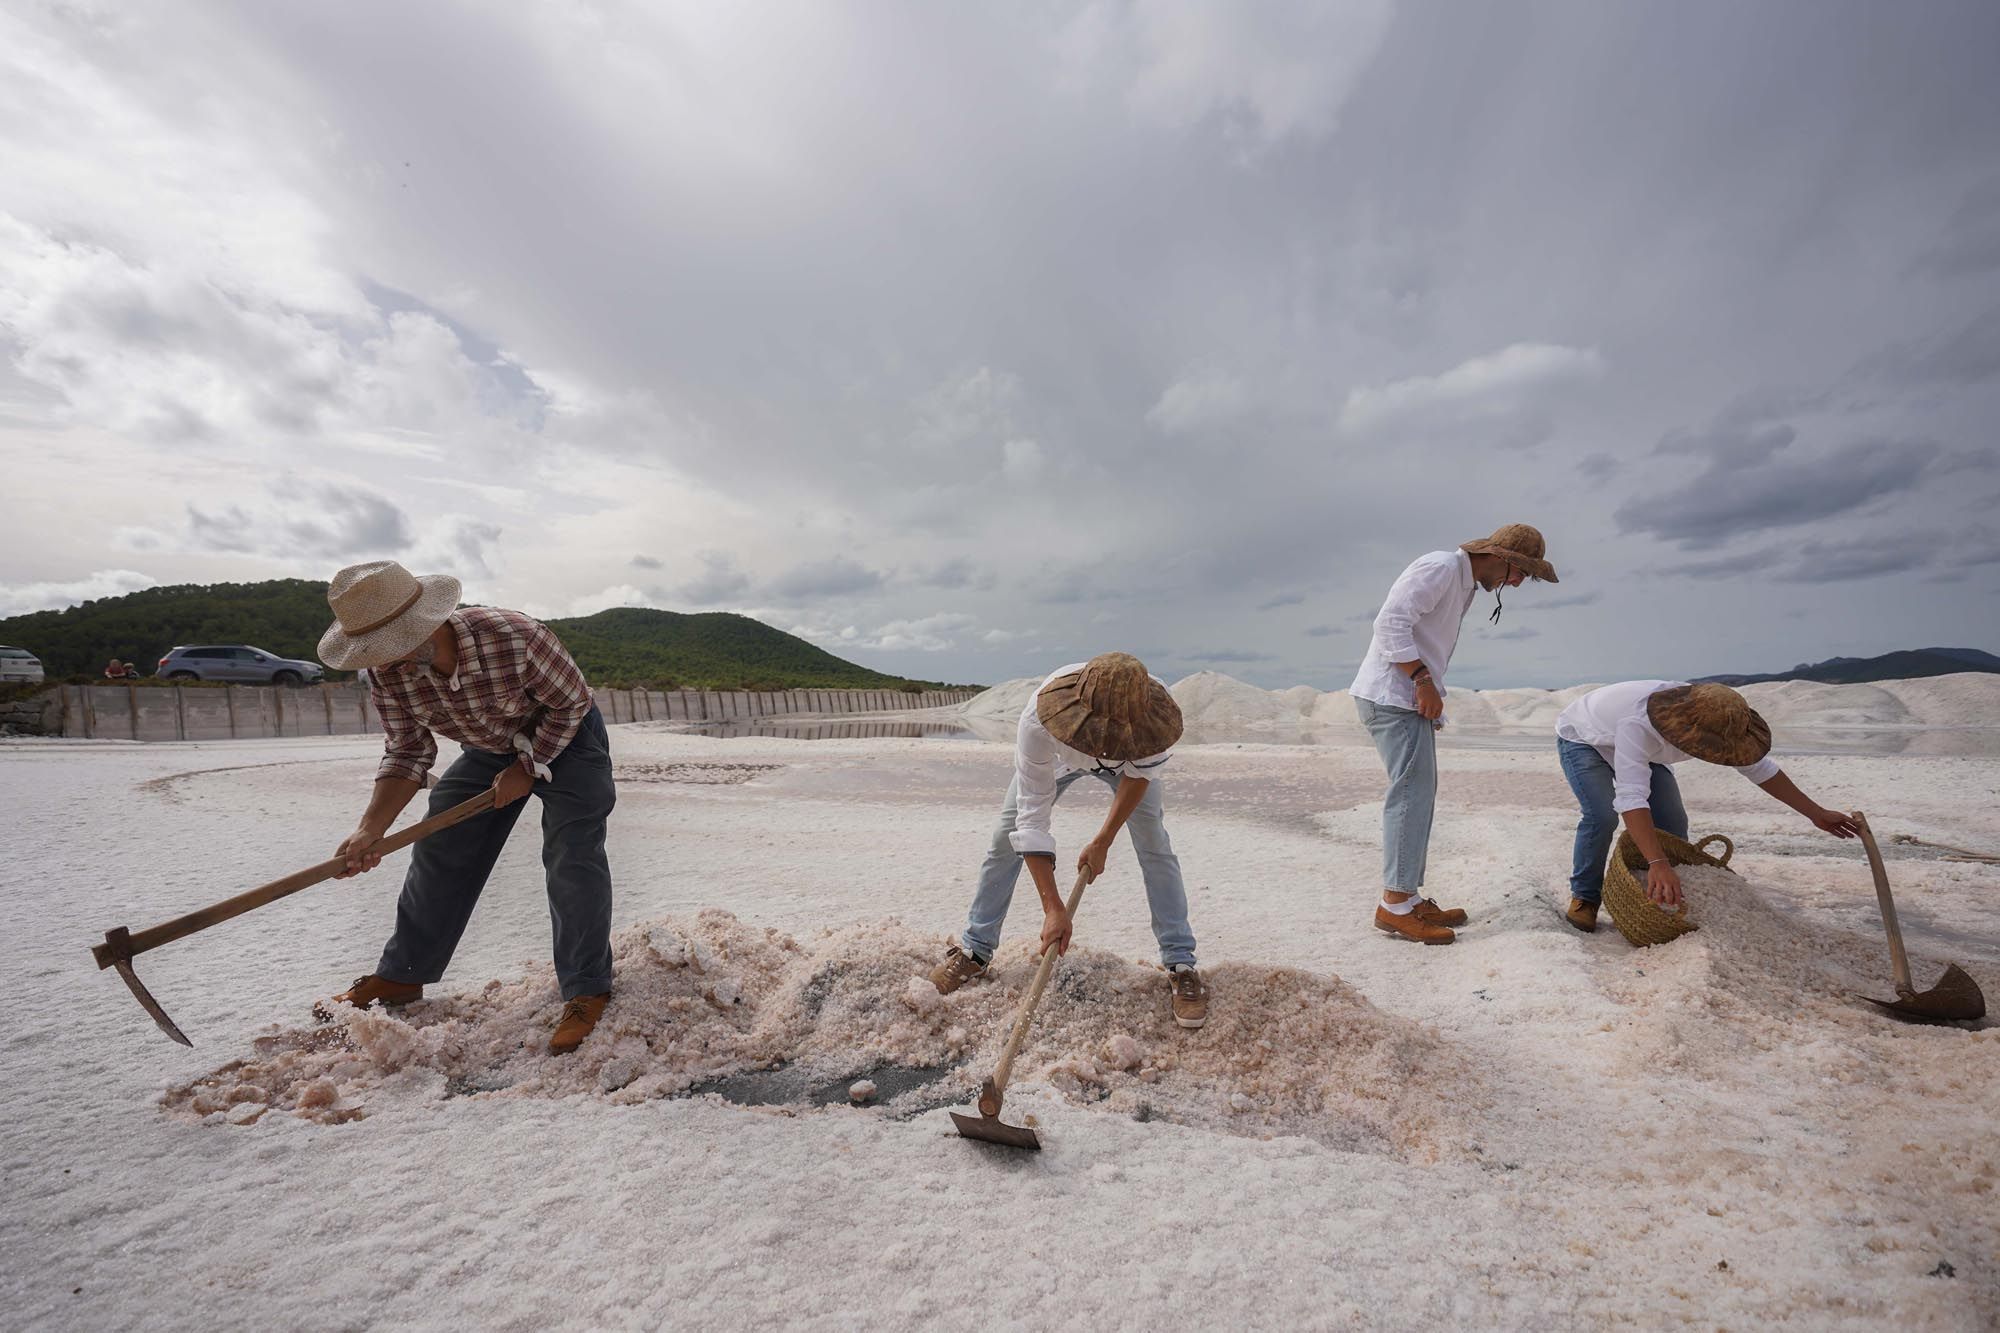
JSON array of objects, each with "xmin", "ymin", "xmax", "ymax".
[{"xmin": 0, "ymin": 581, "xmax": 960, "ymax": 690}]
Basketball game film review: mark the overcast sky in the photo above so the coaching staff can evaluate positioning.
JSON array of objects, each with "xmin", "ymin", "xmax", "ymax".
[{"xmin": 3, "ymin": 1, "xmax": 1997, "ymax": 688}]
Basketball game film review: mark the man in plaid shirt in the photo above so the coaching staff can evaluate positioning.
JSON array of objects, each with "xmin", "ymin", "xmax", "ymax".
[{"xmin": 317, "ymin": 560, "xmax": 617, "ymax": 1054}]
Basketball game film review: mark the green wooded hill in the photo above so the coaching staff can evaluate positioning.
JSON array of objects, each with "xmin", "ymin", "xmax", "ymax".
[{"xmin": 0, "ymin": 580, "xmax": 960, "ymax": 690}]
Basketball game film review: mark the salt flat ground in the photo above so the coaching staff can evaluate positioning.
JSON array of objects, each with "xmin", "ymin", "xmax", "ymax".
[{"xmin": 2, "ymin": 722, "xmax": 1996, "ymax": 1330}]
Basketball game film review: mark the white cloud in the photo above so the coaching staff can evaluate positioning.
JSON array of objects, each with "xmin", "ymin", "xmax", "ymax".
[
  {"xmin": 0, "ymin": 568, "xmax": 157, "ymax": 617},
  {"xmin": 1001, "ymin": 437, "xmax": 1045, "ymax": 482},
  {"xmin": 1061, "ymin": 0, "xmax": 1395, "ymax": 145},
  {"xmin": 1337, "ymin": 343, "xmax": 1605, "ymax": 436},
  {"xmin": 1146, "ymin": 370, "xmax": 1248, "ymax": 434},
  {"xmin": 565, "ymin": 584, "xmax": 658, "ymax": 616}
]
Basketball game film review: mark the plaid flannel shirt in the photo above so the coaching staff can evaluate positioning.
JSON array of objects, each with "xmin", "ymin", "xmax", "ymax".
[{"xmin": 369, "ymin": 607, "xmax": 593, "ymax": 787}]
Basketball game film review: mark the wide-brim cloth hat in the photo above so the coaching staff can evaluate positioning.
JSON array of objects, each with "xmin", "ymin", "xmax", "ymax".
[
  {"xmin": 1647, "ymin": 683, "xmax": 1771, "ymax": 767},
  {"xmin": 318, "ymin": 560, "xmax": 462, "ymax": 671},
  {"xmin": 1036, "ymin": 652, "xmax": 1183, "ymax": 761},
  {"xmin": 1459, "ymin": 523, "xmax": 1559, "ymax": 583}
]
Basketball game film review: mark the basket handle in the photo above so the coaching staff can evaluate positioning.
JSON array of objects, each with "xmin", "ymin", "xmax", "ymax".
[{"xmin": 1696, "ymin": 833, "xmax": 1733, "ymax": 866}]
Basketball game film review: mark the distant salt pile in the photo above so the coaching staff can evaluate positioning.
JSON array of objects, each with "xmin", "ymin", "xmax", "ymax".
[
  {"xmin": 163, "ymin": 910, "xmax": 1465, "ymax": 1155},
  {"xmin": 962, "ymin": 669, "xmax": 2000, "ymax": 747}
]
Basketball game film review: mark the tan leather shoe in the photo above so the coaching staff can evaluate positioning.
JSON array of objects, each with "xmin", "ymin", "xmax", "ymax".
[
  {"xmin": 1410, "ymin": 897, "xmax": 1468, "ymax": 928},
  {"xmin": 927, "ymin": 944, "xmax": 988, "ymax": 995},
  {"xmin": 325, "ymin": 974, "xmax": 423, "ymax": 1014},
  {"xmin": 1565, "ymin": 898, "xmax": 1599, "ymax": 933},
  {"xmin": 1169, "ymin": 965, "xmax": 1209, "ymax": 1029},
  {"xmin": 549, "ymin": 992, "xmax": 609, "ymax": 1055},
  {"xmin": 1374, "ymin": 904, "xmax": 1455, "ymax": 945}
]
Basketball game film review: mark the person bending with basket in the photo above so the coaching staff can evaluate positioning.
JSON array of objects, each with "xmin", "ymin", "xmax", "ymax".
[
  {"xmin": 317, "ymin": 560, "xmax": 618, "ymax": 1054},
  {"xmin": 1554, "ymin": 681, "xmax": 1858, "ymax": 932},
  {"xmin": 928, "ymin": 653, "xmax": 1209, "ymax": 1030}
]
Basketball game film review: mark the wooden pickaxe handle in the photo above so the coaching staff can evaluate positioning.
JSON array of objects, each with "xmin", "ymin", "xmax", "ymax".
[{"xmin": 92, "ymin": 788, "xmax": 498, "ymax": 969}]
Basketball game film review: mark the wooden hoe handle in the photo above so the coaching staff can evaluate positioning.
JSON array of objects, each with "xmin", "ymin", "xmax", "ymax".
[
  {"xmin": 1853, "ymin": 811, "xmax": 1914, "ymax": 996},
  {"xmin": 93, "ymin": 788, "xmax": 499, "ymax": 968},
  {"xmin": 986, "ymin": 868, "xmax": 1092, "ymax": 1103}
]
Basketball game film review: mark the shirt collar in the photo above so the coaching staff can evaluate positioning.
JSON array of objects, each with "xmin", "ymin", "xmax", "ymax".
[{"xmin": 443, "ymin": 612, "xmax": 480, "ymax": 691}]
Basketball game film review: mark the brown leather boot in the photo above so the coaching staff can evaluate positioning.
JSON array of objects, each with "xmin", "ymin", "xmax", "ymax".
[
  {"xmin": 549, "ymin": 992, "xmax": 609, "ymax": 1055},
  {"xmin": 1410, "ymin": 897, "xmax": 1468, "ymax": 928},
  {"xmin": 323, "ymin": 974, "xmax": 423, "ymax": 1016},
  {"xmin": 927, "ymin": 944, "xmax": 989, "ymax": 995},
  {"xmin": 1374, "ymin": 903, "xmax": 1455, "ymax": 945},
  {"xmin": 1565, "ymin": 898, "xmax": 1599, "ymax": 933}
]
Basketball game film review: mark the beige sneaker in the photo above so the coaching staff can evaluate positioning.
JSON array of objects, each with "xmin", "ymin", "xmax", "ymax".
[
  {"xmin": 928, "ymin": 944, "xmax": 988, "ymax": 995},
  {"xmin": 1169, "ymin": 965, "xmax": 1209, "ymax": 1030}
]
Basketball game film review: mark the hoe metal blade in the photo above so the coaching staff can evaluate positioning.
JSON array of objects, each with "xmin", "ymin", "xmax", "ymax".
[
  {"xmin": 1862, "ymin": 963, "xmax": 1987, "ymax": 1025},
  {"xmin": 949, "ymin": 1076, "xmax": 1042, "ymax": 1150}
]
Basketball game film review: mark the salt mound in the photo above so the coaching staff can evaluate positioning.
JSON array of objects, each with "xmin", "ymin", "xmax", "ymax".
[
  {"xmin": 164, "ymin": 911, "xmax": 1467, "ymax": 1155},
  {"xmin": 1170, "ymin": 672, "xmax": 1316, "ymax": 739},
  {"xmin": 959, "ymin": 677, "xmax": 1040, "ymax": 721},
  {"xmin": 1600, "ymin": 865, "xmax": 1995, "ymax": 1081}
]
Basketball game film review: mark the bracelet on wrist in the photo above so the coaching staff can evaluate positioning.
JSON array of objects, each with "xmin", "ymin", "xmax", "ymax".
[{"xmin": 1647, "ymin": 858, "xmax": 1667, "ymax": 866}]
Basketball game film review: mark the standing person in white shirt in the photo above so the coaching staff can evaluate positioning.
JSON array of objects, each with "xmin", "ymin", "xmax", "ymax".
[
  {"xmin": 928, "ymin": 653, "xmax": 1209, "ymax": 1030},
  {"xmin": 1350, "ymin": 524, "xmax": 1559, "ymax": 945},
  {"xmin": 1554, "ymin": 681, "xmax": 1859, "ymax": 932}
]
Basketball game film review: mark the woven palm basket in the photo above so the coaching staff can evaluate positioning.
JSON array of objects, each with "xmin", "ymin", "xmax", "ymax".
[{"xmin": 1602, "ymin": 829, "xmax": 1736, "ymax": 947}]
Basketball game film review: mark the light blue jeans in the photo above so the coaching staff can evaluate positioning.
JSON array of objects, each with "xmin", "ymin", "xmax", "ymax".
[
  {"xmin": 1354, "ymin": 697, "xmax": 1438, "ymax": 892},
  {"xmin": 1558, "ymin": 738, "xmax": 1688, "ymax": 904},
  {"xmin": 960, "ymin": 770, "xmax": 1197, "ymax": 967}
]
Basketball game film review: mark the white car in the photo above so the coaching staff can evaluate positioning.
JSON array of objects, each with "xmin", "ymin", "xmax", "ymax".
[{"xmin": 0, "ymin": 645, "xmax": 45, "ymax": 683}]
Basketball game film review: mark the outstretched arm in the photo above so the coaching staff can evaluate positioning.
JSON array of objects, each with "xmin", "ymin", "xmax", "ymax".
[{"xmin": 1756, "ymin": 770, "xmax": 1860, "ymax": 838}]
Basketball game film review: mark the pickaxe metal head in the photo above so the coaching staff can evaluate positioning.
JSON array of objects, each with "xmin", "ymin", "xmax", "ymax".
[{"xmin": 94, "ymin": 927, "xmax": 192, "ymax": 1047}]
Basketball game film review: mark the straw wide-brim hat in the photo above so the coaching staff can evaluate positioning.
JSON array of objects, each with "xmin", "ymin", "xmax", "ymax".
[
  {"xmin": 1036, "ymin": 652, "xmax": 1183, "ymax": 761},
  {"xmin": 1647, "ymin": 683, "xmax": 1771, "ymax": 767},
  {"xmin": 318, "ymin": 560, "xmax": 461, "ymax": 671},
  {"xmin": 1460, "ymin": 523, "xmax": 1559, "ymax": 583}
]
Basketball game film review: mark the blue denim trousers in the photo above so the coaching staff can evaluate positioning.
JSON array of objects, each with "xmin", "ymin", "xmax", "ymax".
[
  {"xmin": 1557, "ymin": 737, "xmax": 1688, "ymax": 904},
  {"xmin": 377, "ymin": 706, "xmax": 616, "ymax": 999},
  {"xmin": 1354, "ymin": 697, "xmax": 1438, "ymax": 892},
  {"xmin": 960, "ymin": 770, "xmax": 1197, "ymax": 967}
]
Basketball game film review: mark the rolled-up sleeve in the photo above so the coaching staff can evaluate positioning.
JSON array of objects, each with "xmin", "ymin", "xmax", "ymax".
[
  {"xmin": 1373, "ymin": 559, "xmax": 1453, "ymax": 665},
  {"xmin": 1610, "ymin": 716, "xmax": 1659, "ymax": 814},
  {"xmin": 1007, "ymin": 708, "xmax": 1061, "ymax": 858},
  {"xmin": 373, "ymin": 682, "xmax": 438, "ymax": 787},
  {"xmin": 519, "ymin": 621, "xmax": 593, "ymax": 773}
]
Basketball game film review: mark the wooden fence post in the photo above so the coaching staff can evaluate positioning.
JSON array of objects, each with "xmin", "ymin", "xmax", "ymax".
[
  {"xmin": 174, "ymin": 685, "xmax": 187, "ymax": 741},
  {"xmin": 126, "ymin": 681, "xmax": 139, "ymax": 740},
  {"xmin": 322, "ymin": 686, "xmax": 334, "ymax": 735}
]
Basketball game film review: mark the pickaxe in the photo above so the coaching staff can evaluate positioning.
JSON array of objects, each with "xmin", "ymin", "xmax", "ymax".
[{"xmin": 91, "ymin": 789, "xmax": 497, "ymax": 1045}]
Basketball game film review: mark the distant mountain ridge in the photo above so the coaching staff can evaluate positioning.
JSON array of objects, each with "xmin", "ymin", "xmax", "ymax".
[
  {"xmin": 1696, "ymin": 647, "xmax": 2000, "ymax": 686},
  {"xmin": 0, "ymin": 580, "xmax": 963, "ymax": 690}
]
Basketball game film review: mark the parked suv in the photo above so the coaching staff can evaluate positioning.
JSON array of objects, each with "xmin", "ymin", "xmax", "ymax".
[
  {"xmin": 157, "ymin": 645, "xmax": 325, "ymax": 686},
  {"xmin": 0, "ymin": 645, "xmax": 44, "ymax": 683}
]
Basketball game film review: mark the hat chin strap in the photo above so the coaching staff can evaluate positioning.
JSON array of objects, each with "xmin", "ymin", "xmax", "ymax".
[{"xmin": 1489, "ymin": 588, "xmax": 1503, "ymax": 624}]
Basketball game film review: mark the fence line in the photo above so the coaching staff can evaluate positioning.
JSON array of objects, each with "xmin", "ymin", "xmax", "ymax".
[{"xmin": 35, "ymin": 682, "xmax": 981, "ymax": 742}]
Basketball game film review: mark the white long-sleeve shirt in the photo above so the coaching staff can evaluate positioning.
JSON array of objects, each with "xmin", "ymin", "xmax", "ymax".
[
  {"xmin": 1556, "ymin": 680, "xmax": 1782, "ymax": 813},
  {"xmin": 1349, "ymin": 549, "xmax": 1476, "ymax": 714},
  {"xmin": 1008, "ymin": 663, "xmax": 1172, "ymax": 859}
]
